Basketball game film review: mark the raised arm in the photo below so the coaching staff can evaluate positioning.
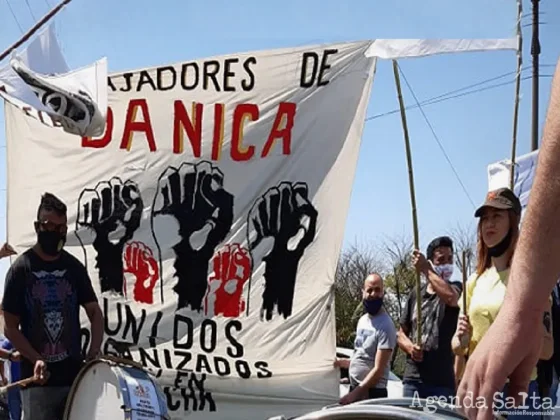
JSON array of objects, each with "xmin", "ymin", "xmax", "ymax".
[{"xmin": 412, "ymin": 250, "xmax": 459, "ymax": 306}]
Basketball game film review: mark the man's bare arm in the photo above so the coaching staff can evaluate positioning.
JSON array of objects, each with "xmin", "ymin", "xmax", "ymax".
[
  {"xmin": 84, "ymin": 301, "xmax": 104, "ymax": 355},
  {"xmin": 335, "ymin": 358, "xmax": 351, "ymax": 369},
  {"xmin": 505, "ymin": 58, "xmax": 560, "ymax": 317},
  {"xmin": 425, "ymin": 269, "xmax": 459, "ymax": 307},
  {"xmin": 358, "ymin": 349, "xmax": 393, "ymax": 391},
  {"xmin": 4, "ymin": 312, "xmax": 42, "ymax": 364},
  {"xmin": 397, "ymin": 326, "xmax": 414, "ymax": 354},
  {"xmin": 413, "ymin": 251, "xmax": 458, "ymax": 306},
  {"xmin": 454, "ymin": 355, "xmax": 465, "ymax": 388}
]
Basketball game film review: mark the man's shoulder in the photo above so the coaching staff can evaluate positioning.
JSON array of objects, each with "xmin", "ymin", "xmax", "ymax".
[
  {"xmin": 370, "ymin": 311, "xmax": 396, "ymax": 332},
  {"xmin": 7, "ymin": 249, "xmax": 35, "ymax": 274},
  {"xmin": 61, "ymin": 250, "xmax": 87, "ymax": 271},
  {"xmin": 357, "ymin": 313, "xmax": 370, "ymax": 327}
]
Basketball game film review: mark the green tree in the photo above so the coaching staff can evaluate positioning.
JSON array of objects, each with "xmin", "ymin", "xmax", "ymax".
[
  {"xmin": 334, "ymin": 243, "xmax": 384, "ymax": 348},
  {"xmin": 448, "ymin": 222, "xmax": 477, "ymax": 278},
  {"xmin": 382, "ymin": 236, "xmax": 416, "ymax": 378}
]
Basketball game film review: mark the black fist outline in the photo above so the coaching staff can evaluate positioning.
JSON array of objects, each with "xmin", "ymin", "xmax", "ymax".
[
  {"xmin": 76, "ymin": 177, "xmax": 143, "ymax": 294},
  {"xmin": 151, "ymin": 161, "xmax": 234, "ymax": 311},
  {"xmin": 247, "ymin": 181, "xmax": 318, "ymax": 321}
]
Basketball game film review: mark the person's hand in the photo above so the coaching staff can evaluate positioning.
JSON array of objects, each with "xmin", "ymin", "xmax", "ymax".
[
  {"xmin": 0, "ymin": 243, "xmax": 16, "ymax": 259},
  {"xmin": 33, "ymin": 360, "xmax": 48, "ymax": 385},
  {"xmin": 10, "ymin": 351, "xmax": 21, "ymax": 362},
  {"xmin": 339, "ymin": 385, "xmax": 366, "ymax": 405},
  {"xmin": 334, "ymin": 358, "xmax": 350, "ymax": 369},
  {"xmin": 456, "ymin": 314, "xmax": 472, "ymax": 348},
  {"xmin": 457, "ymin": 304, "xmax": 542, "ymax": 420},
  {"xmin": 412, "ymin": 250, "xmax": 430, "ymax": 275},
  {"xmin": 409, "ymin": 343, "xmax": 423, "ymax": 362}
]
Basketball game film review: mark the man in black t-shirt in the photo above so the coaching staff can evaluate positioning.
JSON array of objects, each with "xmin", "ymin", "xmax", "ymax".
[
  {"xmin": 2, "ymin": 193, "xmax": 104, "ymax": 420},
  {"xmin": 397, "ymin": 236, "xmax": 462, "ymax": 400}
]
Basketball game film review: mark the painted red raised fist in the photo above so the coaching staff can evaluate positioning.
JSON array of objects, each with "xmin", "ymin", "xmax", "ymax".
[
  {"xmin": 205, "ymin": 244, "xmax": 251, "ymax": 318},
  {"xmin": 123, "ymin": 241, "xmax": 159, "ymax": 304}
]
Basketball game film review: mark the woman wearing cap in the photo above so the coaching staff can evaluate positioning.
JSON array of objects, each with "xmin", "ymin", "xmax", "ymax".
[{"xmin": 451, "ymin": 187, "xmax": 553, "ymax": 419}]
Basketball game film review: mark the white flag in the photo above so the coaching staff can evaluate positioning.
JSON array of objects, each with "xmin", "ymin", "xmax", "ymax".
[
  {"xmin": 0, "ymin": 24, "xmax": 107, "ymax": 137},
  {"xmin": 487, "ymin": 149, "xmax": 540, "ymax": 216}
]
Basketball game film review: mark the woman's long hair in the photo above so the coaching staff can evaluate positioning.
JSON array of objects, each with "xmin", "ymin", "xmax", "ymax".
[{"xmin": 475, "ymin": 210, "xmax": 521, "ymax": 276}]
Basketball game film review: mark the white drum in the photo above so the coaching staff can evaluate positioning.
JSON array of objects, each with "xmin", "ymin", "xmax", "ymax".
[{"xmin": 64, "ymin": 357, "xmax": 169, "ymax": 420}]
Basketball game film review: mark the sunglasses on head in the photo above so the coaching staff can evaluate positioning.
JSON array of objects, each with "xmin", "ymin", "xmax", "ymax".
[{"xmin": 36, "ymin": 220, "xmax": 67, "ymax": 232}]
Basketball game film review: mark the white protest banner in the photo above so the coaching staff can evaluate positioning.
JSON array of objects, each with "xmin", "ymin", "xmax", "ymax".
[
  {"xmin": 487, "ymin": 149, "xmax": 539, "ymax": 215},
  {"xmin": 6, "ymin": 41, "xmax": 376, "ymax": 419},
  {"xmin": 0, "ymin": 24, "xmax": 107, "ymax": 138},
  {"xmin": 366, "ymin": 38, "xmax": 517, "ymax": 59}
]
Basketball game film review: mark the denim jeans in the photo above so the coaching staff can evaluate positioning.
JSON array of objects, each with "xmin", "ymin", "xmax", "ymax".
[
  {"xmin": 6, "ymin": 388, "xmax": 20, "ymax": 420},
  {"xmin": 496, "ymin": 380, "xmax": 547, "ymax": 419},
  {"xmin": 21, "ymin": 386, "xmax": 70, "ymax": 420},
  {"xmin": 403, "ymin": 380, "xmax": 455, "ymax": 400},
  {"xmin": 349, "ymin": 384, "xmax": 388, "ymax": 400}
]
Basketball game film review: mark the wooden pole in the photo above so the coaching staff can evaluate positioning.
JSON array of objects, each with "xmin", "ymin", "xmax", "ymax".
[
  {"xmin": 392, "ymin": 60, "xmax": 422, "ymax": 345},
  {"xmin": 0, "ymin": 0, "xmax": 72, "ymax": 63},
  {"xmin": 461, "ymin": 251, "xmax": 467, "ymax": 312},
  {"xmin": 0, "ymin": 375, "xmax": 39, "ymax": 394},
  {"xmin": 510, "ymin": 0, "xmax": 523, "ymax": 190},
  {"xmin": 393, "ymin": 265, "xmax": 402, "ymax": 320},
  {"xmin": 460, "ymin": 250, "xmax": 471, "ymax": 352}
]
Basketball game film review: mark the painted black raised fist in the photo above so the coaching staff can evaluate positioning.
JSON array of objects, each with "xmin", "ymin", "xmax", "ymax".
[
  {"xmin": 248, "ymin": 182, "xmax": 318, "ymax": 321},
  {"xmin": 152, "ymin": 161, "xmax": 234, "ymax": 311},
  {"xmin": 76, "ymin": 178, "xmax": 143, "ymax": 294}
]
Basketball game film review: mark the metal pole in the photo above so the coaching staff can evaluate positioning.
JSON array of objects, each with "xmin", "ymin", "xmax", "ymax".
[
  {"xmin": 531, "ymin": 0, "xmax": 540, "ymax": 151},
  {"xmin": 510, "ymin": 0, "xmax": 523, "ymax": 190}
]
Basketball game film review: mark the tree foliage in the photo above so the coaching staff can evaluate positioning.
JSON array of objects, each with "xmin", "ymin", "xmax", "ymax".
[{"xmin": 448, "ymin": 222, "xmax": 477, "ymax": 278}]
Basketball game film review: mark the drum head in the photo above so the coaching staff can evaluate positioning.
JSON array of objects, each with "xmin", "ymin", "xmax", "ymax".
[{"xmin": 65, "ymin": 361, "xmax": 125, "ymax": 420}]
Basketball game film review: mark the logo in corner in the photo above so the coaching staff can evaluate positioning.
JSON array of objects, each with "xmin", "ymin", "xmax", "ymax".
[{"xmin": 134, "ymin": 384, "xmax": 149, "ymax": 399}]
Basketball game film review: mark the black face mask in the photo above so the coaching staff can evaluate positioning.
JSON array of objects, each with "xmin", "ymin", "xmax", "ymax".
[
  {"xmin": 37, "ymin": 231, "xmax": 66, "ymax": 256},
  {"xmin": 363, "ymin": 297, "xmax": 384, "ymax": 316},
  {"xmin": 488, "ymin": 228, "xmax": 513, "ymax": 258}
]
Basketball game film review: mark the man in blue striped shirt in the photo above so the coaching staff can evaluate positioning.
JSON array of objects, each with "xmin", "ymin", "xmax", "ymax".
[{"xmin": 0, "ymin": 336, "xmax": 20, "ymax": 420}]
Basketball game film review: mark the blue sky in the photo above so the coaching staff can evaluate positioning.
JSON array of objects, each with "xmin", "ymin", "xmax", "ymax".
[{"xmin": 0, "ymin": 0, "xmax": 559, "ymax": 284}]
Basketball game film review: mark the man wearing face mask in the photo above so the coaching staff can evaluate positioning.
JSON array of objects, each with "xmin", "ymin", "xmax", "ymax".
[
  {"xmin": 2, "ymin": 193, "xmax": 104, "ymax": 420},
  {"xmin": 335, "ymin": 273, "xmax": 397, "ymax": 405},
  {"xmin": 397, "ymin": 236, "xmax": 462, "ymax": 400}
]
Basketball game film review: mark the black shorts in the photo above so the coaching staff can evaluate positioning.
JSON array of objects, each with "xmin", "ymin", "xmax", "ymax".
[{"xmin": 350, "ymin": 385, "xmax": 388, "ymax": 400}]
